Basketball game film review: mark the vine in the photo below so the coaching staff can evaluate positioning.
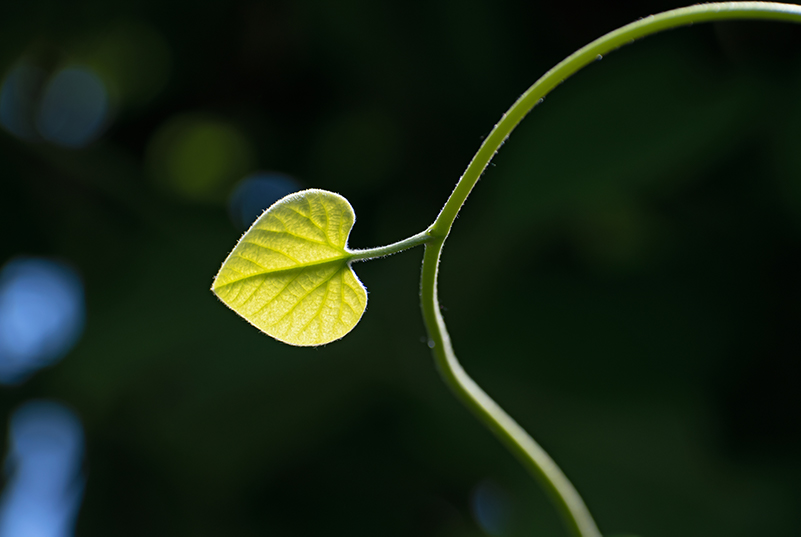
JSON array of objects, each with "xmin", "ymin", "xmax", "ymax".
[{"xmin": 213, "ymin": 4, "xmax": 801, "ymax": 535}]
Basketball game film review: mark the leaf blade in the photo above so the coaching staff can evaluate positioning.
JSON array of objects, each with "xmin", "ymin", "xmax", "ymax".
[{"xmin": 212, "ymin": 189, "xmax": 367, "ymax": 346}]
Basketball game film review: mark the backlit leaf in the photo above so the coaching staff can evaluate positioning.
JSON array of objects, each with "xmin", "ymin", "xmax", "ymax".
[{"xmin": 212, "ymin": 189, "xmax": 367, "ymax": 346}]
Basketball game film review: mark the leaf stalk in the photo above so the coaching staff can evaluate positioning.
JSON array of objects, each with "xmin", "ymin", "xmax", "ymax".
[{"xmin": 348, "ymin": 229, "xmax": 434, "ymax": 262}]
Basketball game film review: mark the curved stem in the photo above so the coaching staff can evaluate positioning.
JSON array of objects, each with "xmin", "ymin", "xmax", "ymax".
[
  {"xmin": 429, "ymin": 1, "xmax": 801, "ymax": 238},
  {"xmin": 348, "ymin": 229, "xmax": 432, "ymax": 262},
  {"xmin": 421, "ymin": 238, "xmax": 602, "ymax": 537},
  {"xmin": 421, "ymin": 3, "xmax": 801, "ymax": 537}
]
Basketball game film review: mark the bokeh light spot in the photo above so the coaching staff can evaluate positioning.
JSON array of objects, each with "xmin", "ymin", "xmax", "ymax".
[
  {"xmin": 36, "ymin": 67, "xmax": 109, "ymax": 148},
  {"xmin": 228, "ymin": 172, "xmax": 301, "ymax": 230},
  {"xmin": 0, "ymin": 258, "xmax": 85, "ymax": 385},
  {"xmin": 470, "ymin": 479, "xmax": 512, "ymax": 537},
  {"xmin": 0, "ymin": 61, "xmax": 46, "ymax": 141},
  {"xmin": 0, "ymin": 400, "xmax": 85, "ymax": 537},
  {"xmin": 148, "ymin": 115, "xmax": 255, "ymax": 203}
]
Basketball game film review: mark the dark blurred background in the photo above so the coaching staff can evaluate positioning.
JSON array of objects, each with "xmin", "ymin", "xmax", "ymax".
[{"xmin": 0, "ymin": 1, "xmax": 800, "ymax": 536}]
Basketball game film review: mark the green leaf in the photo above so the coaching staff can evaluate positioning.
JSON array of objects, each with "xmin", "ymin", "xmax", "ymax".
[{"xmin": 212, "ymin": 189, "xmax": 367, "ymax": 346}]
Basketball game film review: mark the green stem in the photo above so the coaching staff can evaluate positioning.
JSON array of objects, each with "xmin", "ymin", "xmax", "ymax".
[
  {"xmin": 421, "ymin": 238, "xmax": 602, "ymax": 537},
  {"xmin": 348, "ymin": 229, "xmax": 433, "ymax": 262},
  {"xmin": 421, "ymin": 3, "xmax": 801, "ymax": 537},
  {"xmin": 430, "ymin": 1, "xmax": 801, "ymax": 238}
]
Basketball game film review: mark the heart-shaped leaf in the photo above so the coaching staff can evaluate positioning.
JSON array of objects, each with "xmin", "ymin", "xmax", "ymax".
[{"xmin": 212, "ymin": 189, "xmax": 367, "ymax": 346}]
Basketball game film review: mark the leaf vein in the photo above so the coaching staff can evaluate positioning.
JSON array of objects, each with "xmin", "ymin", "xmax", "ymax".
[
  {"xmin": 320, "ymin": 197, "xmax": 332, "ymax": 245},
  {"xmin": 268, "ymin": 269, "xmax": 339, "ymax": 328},
  {"xmin": 241, "ymin": 240, "xmax": 301, "ymax": 264},
  {"xmin": 301, "ymin": 198, "xmax": 326, "ymax": 235},
  {"xmin": 252, "ymin": 229, "xmax": 331, "ymax": 248},
  {"xmin": 239, "ymin": 274, "xmax": 269, "ymax": 306},
  {"xmin": 297, "ymin": 277, "xmax": 331, "ymax": 337},
  {"xmin": 337, "ymin": 272, "xmax": 344, "ymax": 327},
  {"xmin": 250, "ymin": 269, "xmax": 307, "ymax": 318},
  {"xmin": 234, "ymin": 254, "xmax": 267, "ymax": 271}
]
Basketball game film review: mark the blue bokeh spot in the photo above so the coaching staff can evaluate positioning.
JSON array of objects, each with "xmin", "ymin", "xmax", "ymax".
[
  {"xmin": 36, "ymin": 67, "xmax": 108, "ymax": 148},
  {"xmin": 228, "ymin": 172, "xmax": 301, "ymax": 230},
  {"xmin": 0, "ymin": 258, "xmax": 85, "ymax": 384},
  {"xmin": 471, "ymin": 480, "xmax": 512, "ymax": 536},
  {"xmin": 0, "ymin": 400, "xmax": 85, "ymax": 537}
]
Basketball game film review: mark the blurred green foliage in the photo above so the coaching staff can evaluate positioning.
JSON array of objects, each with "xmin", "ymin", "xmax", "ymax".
[{"xmin": 0, "ymin": 1, "xmax": 800, "ymax": 536}]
